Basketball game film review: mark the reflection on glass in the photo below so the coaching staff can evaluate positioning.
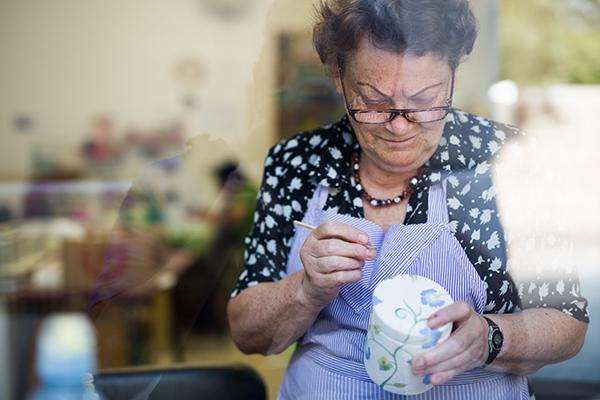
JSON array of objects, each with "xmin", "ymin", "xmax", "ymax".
[{"xmin": 0, "ymin": 1, "xmax": 598, "ymax": 399}]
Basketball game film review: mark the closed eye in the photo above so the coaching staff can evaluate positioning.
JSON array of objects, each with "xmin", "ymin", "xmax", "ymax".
[
  {"xmin": 411, "ymin": 97, "xmax": 436, "ymax": 106},
  {"xmin": 361, "ymin": 98, "xmax": 391, "ymax": 108}
]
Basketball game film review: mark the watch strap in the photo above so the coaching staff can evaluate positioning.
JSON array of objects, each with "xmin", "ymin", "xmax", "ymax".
[{"xmin": 483, "ymin": 316, "xmax": 502, "ymax": 365}]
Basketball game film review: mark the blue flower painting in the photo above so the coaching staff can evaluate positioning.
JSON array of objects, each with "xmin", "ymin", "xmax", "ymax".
[
  {"xmin": 422, "ymin": 375, "xmax": 432, "ymax": 385},
  {"xmin": 365, "ymin": 347, "xmax": 372, "ymax": 360},
  {"xmin": 372, "ymin": 295, "xmax": 383, "ymax": 306},
  {"xmin": 419, "ymin": 327, "xmax": 442, "ymax": 349},
  {"xmin": 420, "ymin": 289, "xmax": 446, "ymax": 308}
]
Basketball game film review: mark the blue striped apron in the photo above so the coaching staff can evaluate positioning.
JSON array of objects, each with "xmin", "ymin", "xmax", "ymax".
[{"xmin": 278, "ymin": 181, "xmax": 529, "ymax": 399}]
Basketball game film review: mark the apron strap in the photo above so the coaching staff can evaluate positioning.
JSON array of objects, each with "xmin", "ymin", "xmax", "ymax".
[
  {"xmin": 314, "ymin": 184, "xmax": 330, "ymax": 210},
  {"xmin": 304, "ymin": 184, "xmax": 331, "ymax": 223},
  {"xmin": 427, "ymin": 180, "xmax": 449, "ymax": 225},
  {"xmin": 285, "ymin": 184, "xmax": 330, "ymax": 276}
]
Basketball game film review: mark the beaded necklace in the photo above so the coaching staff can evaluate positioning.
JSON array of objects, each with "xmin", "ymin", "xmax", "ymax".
[{"xmin": 351, "ymin": 151, "xmax": 429, "ymax": 208}]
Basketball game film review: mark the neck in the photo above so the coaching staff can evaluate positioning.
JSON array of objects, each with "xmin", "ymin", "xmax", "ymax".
[{"xmin": 359, "ymin": 154, "xmax": 418, "ymax": 194}]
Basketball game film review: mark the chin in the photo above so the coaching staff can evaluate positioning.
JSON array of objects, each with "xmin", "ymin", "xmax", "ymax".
[
  {"xmin": 376, "ymin": 152, "xmax": 423, "ymax": 173},
  {"xmin": 378, "ymin": 145, "xmax": 431, "ymax": 171}
]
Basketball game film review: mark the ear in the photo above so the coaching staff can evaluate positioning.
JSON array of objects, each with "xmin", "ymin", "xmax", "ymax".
[
  {"xmin": 331, "ymin": 59, "xmax": 343, "ymax": 95},
  {"xmin": 333, "ymin": 74, "xmax": 343, "ymax": 95}
]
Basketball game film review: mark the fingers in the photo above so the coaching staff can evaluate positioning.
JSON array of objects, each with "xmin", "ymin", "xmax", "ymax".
[
  {"xmin": 411, "ymin": 304, "xmax": 488, "ymax": 386},
  {"xmin": 298, "ymin": 221, "xmax": 375, "ymax": 306},
  {"xmin": 312, "ymin": 238, "xmax": 376, "ymax": 262},
  {"xmin": 427, "ymin": 301, "xmax": 472, "ymax": 329},
  {"xmin": 423, "ymin": 351, "xmax": 475, "ymax": 376},
  {"xmin": 312, "ymin": 220, "xmax": 371, "ymax": 246},
  {"xmin": 414, "ymin": 330, "xmax": 469, "ymax": 369},
  {"xmin": 412, "ymin": 334, "xmax": 481, "ymax": 376},
  {"xmin": 313, "ymin": 268, "xmax": 364, "ymax": 289},
  {"xmin": 430, "ymin": 369, "xmax": 460, "ymax": 386},
  {"xmin": 301, "ymin": 221, "xmax": 375, "ymax": 275},
  {"xmin": 314, "ymin": 255, "xmax": 364, "ymax": 273}
]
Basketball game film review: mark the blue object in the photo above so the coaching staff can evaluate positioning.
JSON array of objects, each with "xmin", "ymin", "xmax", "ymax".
[{"xmin": 30, "ymin": 313, "xmax": 101, "ymax": 400}]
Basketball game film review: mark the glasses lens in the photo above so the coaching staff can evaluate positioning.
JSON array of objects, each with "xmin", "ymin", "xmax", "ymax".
[
  {"xmin": 406, "ymin": 109, "xmax": 449, "ymax": 123},
  {"xmin": 353, "ymin": 111, "xmax": 394, "ymax": 124}
]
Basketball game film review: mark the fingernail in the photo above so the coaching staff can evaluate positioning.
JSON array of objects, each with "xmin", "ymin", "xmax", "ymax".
[
  {"xmin": 412, "ymin": 364, "xmax": 425, "ymax": 375},
  {"xmin": 358, "ymin": 234, "xmax": 369, "ymax": 244},
  {"xmin": 428, "ymin": 314, "xmax": 439, "ymax": 327},
  {"xmin": 366, "ymin": 248, "xmax": 376, "ymax": 258},
  {"xmin": 413, "ymin": 357, "xmax": 425, "ymax": 368}
]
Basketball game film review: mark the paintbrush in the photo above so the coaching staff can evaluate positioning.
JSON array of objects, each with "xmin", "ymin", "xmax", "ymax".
[{"xmin": 293, "ymin": 220, "xmax": 375, "ymax": 250}]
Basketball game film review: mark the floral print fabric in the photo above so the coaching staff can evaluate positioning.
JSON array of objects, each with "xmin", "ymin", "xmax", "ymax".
[{"xmin": 231, "ymin": 110, "xmax": 589, "ymax": 323}]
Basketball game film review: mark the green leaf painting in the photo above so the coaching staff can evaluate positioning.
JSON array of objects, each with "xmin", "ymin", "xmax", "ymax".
[{"xmin": 378, "ymin": 356, "xmax": 394, "ymax": 371}]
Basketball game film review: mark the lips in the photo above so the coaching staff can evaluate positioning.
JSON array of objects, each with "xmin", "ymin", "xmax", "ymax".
[{"xmin": 379, "ymin": 134, "xmax": 418, "ymax": 144}]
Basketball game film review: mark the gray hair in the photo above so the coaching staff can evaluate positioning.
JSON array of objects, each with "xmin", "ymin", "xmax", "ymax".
[{"xmin": 313, "ymin": 0, "xmax": 478, "ymax": 74}]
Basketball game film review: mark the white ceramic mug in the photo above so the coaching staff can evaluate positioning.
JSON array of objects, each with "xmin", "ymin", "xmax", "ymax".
[{"xmin": 365, "ymin": 274, "xmax": 454, "ymax": 395}]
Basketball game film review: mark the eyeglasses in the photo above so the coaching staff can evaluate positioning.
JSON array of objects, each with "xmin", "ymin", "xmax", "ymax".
[{"xmin": 338, "ymin": 63, "xmax": 455, "ymax": 125}]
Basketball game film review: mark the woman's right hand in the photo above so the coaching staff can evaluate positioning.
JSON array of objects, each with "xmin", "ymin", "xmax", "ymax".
[{"xmin": 299, "ymin": 221, "xmax": 376, "ymax": 309}]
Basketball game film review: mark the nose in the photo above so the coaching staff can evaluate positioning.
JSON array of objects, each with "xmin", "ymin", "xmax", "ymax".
[{"xmin": 384, "ymin": 113, "xmax": 411, "ymax": 135}]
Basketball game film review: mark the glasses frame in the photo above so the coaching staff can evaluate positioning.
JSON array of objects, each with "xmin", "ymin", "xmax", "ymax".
[{"xmin": 337, "ymin": 60, "xmax": 455, "ymax": 125}]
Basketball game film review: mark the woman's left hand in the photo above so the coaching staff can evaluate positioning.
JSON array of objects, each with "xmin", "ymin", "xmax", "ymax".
[{"xmin": 411, "ymin": 302, "xmax": 489, "ymax": 386}]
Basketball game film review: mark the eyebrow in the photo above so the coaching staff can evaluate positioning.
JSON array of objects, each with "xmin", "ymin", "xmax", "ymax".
[{"xmin": 356, "ymin": 81, "xmax": 444, "ymax": 99}]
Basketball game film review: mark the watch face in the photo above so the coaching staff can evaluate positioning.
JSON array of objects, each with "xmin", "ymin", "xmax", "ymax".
[{"xmin": 491, "ymin": 330, "xmax": 503, "ymax": 350}]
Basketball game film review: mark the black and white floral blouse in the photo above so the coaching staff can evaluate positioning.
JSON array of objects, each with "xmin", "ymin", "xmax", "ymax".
[{"xmin": 231, "ymin": 110, "xmax": 589, "ymax": 322}]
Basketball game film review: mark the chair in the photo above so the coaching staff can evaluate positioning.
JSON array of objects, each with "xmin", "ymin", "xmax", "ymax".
[
  {"xmin": 94, "ymin": 364, "xmax": 267, "ymax": 400},
  {"xmin": 529, "ymin": 378, "xmax": 600, "ymax": 400}
]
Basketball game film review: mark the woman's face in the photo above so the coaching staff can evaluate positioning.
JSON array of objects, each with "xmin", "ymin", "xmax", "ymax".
[{"xmin": 337, "ymin": 38, "xmax": 453, "ymax": 175}]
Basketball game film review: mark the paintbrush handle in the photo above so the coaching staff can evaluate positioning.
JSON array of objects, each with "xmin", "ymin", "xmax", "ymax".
[
  {"xmin": 293, "ymin": 220, "xmax": 317, "ymax": 230},
  {"xmin": 293, "ymin": 220, "xmax": 375, "ymax": 250}
]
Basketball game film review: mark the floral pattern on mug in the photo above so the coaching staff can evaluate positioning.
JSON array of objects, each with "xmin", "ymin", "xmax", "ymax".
[
  {"xmin": 372, "ymin": 295, "xmax": 383, "ymax": 306},
  {"xmin": 419, "ymin": 327, "xmax": 443, "ymax": 349},
  {"xmin": 420, "ymin": 289, "xmax": 446, "ymax": 308},
  {"xmin": 378, "ymin": 356, "xmax": 394, "ymax": 371},
  {"xmin": 422, "ymin": 375, "xmax": 432, "ymax": 385}
]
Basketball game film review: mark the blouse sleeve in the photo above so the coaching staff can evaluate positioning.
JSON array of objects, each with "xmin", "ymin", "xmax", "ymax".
[
  {"xmin": 490, "ymin": 124, "xmax": 590, "ymax": 323},
  {"xmin": 445, "ymin": 113, "xmax": 589, "ymax": 323},
  {"xmin": 512, "ymin": 234, "xmax": 590, "ymax": 322},
  {"xmin": 230, "ymin": 146, "xmax": 307, "ymax": 297}
]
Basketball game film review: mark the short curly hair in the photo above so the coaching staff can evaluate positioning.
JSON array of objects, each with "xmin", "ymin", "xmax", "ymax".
[{"xmin": 313, "ymin": 0, "xmax": 477, "ymax": 74}]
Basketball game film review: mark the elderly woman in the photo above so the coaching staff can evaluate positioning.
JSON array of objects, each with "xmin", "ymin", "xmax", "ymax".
[{"xmin": 228, "ymin": 0, "xmax": 589, "ymax": 398}]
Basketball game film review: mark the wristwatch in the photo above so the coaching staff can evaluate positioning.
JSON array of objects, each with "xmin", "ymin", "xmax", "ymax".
[{"xmin": 483, "ymin": 316, "xmax": 503, "ymax": 365}]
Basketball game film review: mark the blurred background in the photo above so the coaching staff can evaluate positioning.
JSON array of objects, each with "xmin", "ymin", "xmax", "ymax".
[{"xmin": 0, "ymin": 0, "xmax": 598, "ymax": 399}]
